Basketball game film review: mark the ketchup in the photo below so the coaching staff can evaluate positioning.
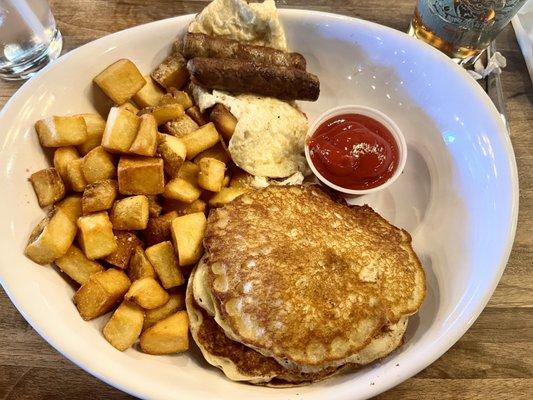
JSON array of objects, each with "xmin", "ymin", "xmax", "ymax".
[{"xmin": 308, "ymin": 114, "xmax": 398, "ymax": 190}]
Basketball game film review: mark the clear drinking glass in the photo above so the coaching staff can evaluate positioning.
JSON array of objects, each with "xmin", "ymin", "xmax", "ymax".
[
  {"xmin": 409, "ymin": 0, "xmax": 528, "ymax": 65},
  {"xmin": 0, "ymin": 0, "xmax": 62, "ymax": 80}
]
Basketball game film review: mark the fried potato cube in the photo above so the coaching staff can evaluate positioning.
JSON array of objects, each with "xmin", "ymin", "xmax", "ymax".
[
  {"xmin": 35, "ymin": 116, "xmax": 87, "ymax": 147},
  {"xmin": 94, "ymin": 59, "xmax": 146, "ymax": 105},
  {"xmin": 193, "ymin": 142, "xmax": 230, "ymax": 165},
  {"xmin": 125, "ymin": 277, "xmax": 169, "ymax": 309},
  {"xmin": 104, "ymin": 231, "xmax": 142, "ymax": 269},
  {"xmin": 171, "ymin": 212, "xmax": 206, "ymax": 267},
  {"xmin": 164, "ymin": 114, "xmax": 199, "ymax": 137},
  {"xmin": 53, "ymin": 146, "xmax": 80, "ymax": 188},
  {"xmin": 129, "ymin": 114, "xmax": 157, "ymax": 156},
  {"xmin": 110, "ymin": 195, "xmax": 149, "ymax": 230},
  {"xmin": 118, "ymin": 101, "xmax": 140, "ymax": 114},
  {"xmin": 117, "ymin": 156, "xmax": 165, "ymax": 195},
  {"xmin": 208, "ymin": 186, "xmax": 249, "ymax": 208},
  {"xmin": 158, "ymin": 134, "xmax": 186, "ymax": 177},
  {"xmin": 140, "ymin": 311, "xmax": 189, "ymax": 354},
  {"xmin": 145, "ymin": 241, "xmax": 184, "ymax": 289},
  {"xmin": 158, "ymin": 88, "xmax": 193, "ymax": 109},
  {"xmin": 132, "ymin": 76, "xmax": 164, "ymax": 108},
  {"xmin": 103, "ymin": 300, "xmax": 144, "ymax": 351},
  {"xmin": 30, "ymin": 167, "xmax": 65, "ymax": 207},
  {"xmin": 229, "ymin": 168, "xmax": 255, "ymax": 189},
  {"xmin": 82, "ymin": 146, "xmax": 116, "ymax": 184},
  {"xmin": 186, "ymin": 105, "xmax": 209, "ymax": 126},
  {"xmin": 74, "ymin": 268, "xmax": 131, "ymax": 320},
  {"xmin": 163, "ymin": 178, "xmax": 201, "ymax": 203},
  {"xmin": 102, "ymin": 107, "xmax": 140, "ymax": 154},
  {"xmin": 25, "ymin": 207, "xmax": 77, "ymax": 264},
  {"xmin": 55, "ymin": 245, "xmax": 104, "ymax": 285},
  {"xmin": 128, "ymin": 247, "xmax": 156, "ymax": 281},
  {"xmin": 77, "ymin": 113, "xmax": 106, "ymax": 155},
  {"xmin": 197, "ymin": 158, "xmax": 226, "ymax": 192},
  {"xmin": 142, "ymin": 211, "xmax": 178, "ymax": 246},
  {"xmin": 77, "ymin": 212, "xmax": 117, "ymax": 259},
  {"xmin": 147, "ymin": 195, "xmax": 162, "ymax": 217},
  {"xmin": 82, "ymin": 179, "xmax": 118, "ymax": 214},
  {"xmin": 176, "ymin": 161, "xmax": 199, "ymax": 186},
  {"xmin": 139, "ymin": 103, "xmax": 184, "ymax": 125},
  {"xmin": 143, "ymin": 292, "xmax": 185, "ymax": 330},
  {"xmin": 56, "ymin": 195, "xmax": 83, "ymax": 222},
  {"xmin": 222, "ymin": 174, "xmax": 230, "ymax": 187},
  {"xmin": 66, "ymin": 158, "xmax": 88, "ymax": 192},
  {"xmin": 182, "ymin": 122, "xmax": 220, "ymax": 159},
  {"xmin": 210, "ymin": 104, "xmax": 237, "ymax": 141},
  {"xmin": 151, "ymin": 52, "xmax": 189, "ymax": 89},
  {"xmin": 162, "ymin": 198, "xmax": 206, "ymax": 216}
]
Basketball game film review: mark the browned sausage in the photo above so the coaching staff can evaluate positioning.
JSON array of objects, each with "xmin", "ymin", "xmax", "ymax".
[
  {"xmin": 187, "ymin": 58, "xmax": 319, "ymax": 101},
  {"xmin": 182, "ymin": 33, "xmax": 307, "ymax": 70}
]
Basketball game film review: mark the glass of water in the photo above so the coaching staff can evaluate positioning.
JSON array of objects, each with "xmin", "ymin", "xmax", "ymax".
[
  {"xmin": 0, "ymin": 0, "xmax": 62, "ymax": 80},
  {"xmin": 409, "ymin": 0, "xmax": 528, "ymax": 65}
]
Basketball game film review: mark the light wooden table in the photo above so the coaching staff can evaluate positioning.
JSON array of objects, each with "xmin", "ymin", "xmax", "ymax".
[{"xmin": 1, "ymin": 1, "xmax": 531, "ymax": 399}]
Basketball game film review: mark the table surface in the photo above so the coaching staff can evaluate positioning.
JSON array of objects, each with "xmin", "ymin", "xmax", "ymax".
[{"xmin": 1, "ymin": 0, "xmax": 531, "ymax": 399}]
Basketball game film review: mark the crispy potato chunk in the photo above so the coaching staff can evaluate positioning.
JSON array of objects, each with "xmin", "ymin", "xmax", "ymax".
[
  {"xmin": 163, "ymin": 114, "xmax": 199, "ymax": 137},
  {"xmin": 104, "ymin": 231, "xmax": 142, "ymax": 269},
  {"xmin": 117, "ymin": 156, "xmax": 165, "ymax": 195},
  {"xmin": 110, "ymin": 195, "xmax": 149, "ymax": 230},
  {"xmin": 198, "ymin": 158, "xmax": 226, "ymax": 192},
  {"xmin": 142, "ymin": 211, "xmax": 178, "ymax": 246},
  {"xmin": 143, "ymin": 292, "xmax": 185, "ymax": 330},
  {"xmin": 77, "ymin": 212, "xmax": 117, "ymax": 259},
  {"xmin": 128, "ymin": 247, "xmax": 156, "ymax": 281},
  {"xmin": 208, "ymin": 186, "xmax": 249, "ymax": 208},
  {"xmin": 162, "ymin": 198, "xmax": 206, "ymax": 216},
  {"xmin": 74, "ymin": 268, "xmax": 131, "ymax": 320},
  {"xmin": 25, "ymin": 207, "xmax": 78, "ymax": 264},
  {"xmin": 171, "ymin": 212, "xmax": 206, "ymax": 266},
  {"xmin": 157, "ymin": 134, "xmax": 186, "ymax": 177},
  {"xmin": 53, "ymin": 146, "xmax": 80, "ymax": 188},
  {"xmin": 139, "ymin": 103, "xmax": 184, "ymax": 125},
  {"xmin": 229, "ymin": 168, "xmax": 255, "ymax": 189},
  {"xmin": 158, "ymin": 88, "xmax": 193, "ymax": 109},
  {"xmin": 93, "ymin": 59, "xmax": 146, "ymax": 105},
  {"xmin": 77, "ymin": 113, "xmax": 106, "ymax": 155},
  {"xmin": 55, "ymin": 245, "xmax": 104, "ymax": 285},
  {"xmin": 56, "ymin": 195, "xmax": 83, "ymax": 222},
  {"xmin": 132, "ymin": 76, "xmax": 164, "ymax": 108},
  {"xmin": 82, "ymin": 179, "xmax": 118, "ymax": 214},
  {"xmin": 118, "ymin": 101, "xmax": 140, "ymax": 114},
  {"xmin": 66, "ymin": 158, "xmax": 88, "ymax": 192},
  {"xmin": 182, "ymin": 122, "xmax": 220, "ymax": 159},
  {"xmin": 176, "ymin": 161, "xmax": 199, "ymax": 186},
  {"xmin": 145, "ymin": 241, "xmax": 184, "ymax": 289},
  {"xmin": 163, "ymin": 178, "xmax": 201, "ymax": 203},
  {"xmin": 82, "ymin": 146, "xmax": 116, "ymax": 184},
  {"xmin": 151, "ymin": 52, "xmax": 189, "ymax": 89},
  {"xmin": 222, "ymin": 174, "xmax": 230, "ymax": 187},
  {"xmin": 186, "ymin": 105, "xmax": 209, "ymax": 126},
  {"xmin": 35, "ymin": 116, "xmax": 87, "ymax": 147},
  {"xmin": 125, "ymin": 277, "xmax": 169, "ymax": 309},
  {"xmin": 102, "ymin": 107, "xmax": 140, "ymax": 154},
  {"xmin": 30, "ymin": 167, "xmax": 65, "ymax": 207},
  {"xmin": 129, "ymin": 114, "xmax": 157, "ymax": 156},
  {"xmin": 103, "ymin": 300, "xmax": 144, "ymax": 351},
  {"xmin": 146, "ymin": 195, "xmax": 162, "ymax": 217},
  {"xmin": 140, "ymin": 311, "xmax": 189, "ymax": 354},
  {"xmin": 193, "ymin": 141, "xmax": 230, "ymax": 165},
  {"xmin": 210, "ymin": 104, "xmax": 237, "ymax": 141}
]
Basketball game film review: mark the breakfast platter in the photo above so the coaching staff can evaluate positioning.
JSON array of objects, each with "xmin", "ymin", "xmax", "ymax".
[{"xmin": 0, "ymin": 1, "xmax": 518, "ymax": 399}]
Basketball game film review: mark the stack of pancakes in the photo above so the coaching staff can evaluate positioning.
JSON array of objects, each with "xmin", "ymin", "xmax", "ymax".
[{"xmin": 186, "ymin": 185, "xmax": 426, "ymax": 386}]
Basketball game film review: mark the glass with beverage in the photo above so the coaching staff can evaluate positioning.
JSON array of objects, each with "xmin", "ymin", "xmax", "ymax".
[
  {"xmin": 0, "ymin": 0, "xmax": 62, "ymax": 80},
  {"xmin": 409, "ymin": 0, "xmax": 528, "ymax": 64}
]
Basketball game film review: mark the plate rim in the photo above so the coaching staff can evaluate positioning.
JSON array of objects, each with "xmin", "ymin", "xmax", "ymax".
[{"xmin": 0, "ymin": 9, "xmax": 519, "ymax": 400}]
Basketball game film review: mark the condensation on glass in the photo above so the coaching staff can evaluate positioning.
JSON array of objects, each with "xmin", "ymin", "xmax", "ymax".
[{"xmin": 0, "ymin": 0, "xmax": 62, "ymax": 80}]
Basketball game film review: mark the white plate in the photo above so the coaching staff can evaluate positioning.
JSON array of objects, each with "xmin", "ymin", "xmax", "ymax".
[
  {"xmin": 512, "ymin": 0, "xmax": 533, "ymax": 83},
  {"xmin": 0, "ymin": 10, "xmax": 518, "ymax": 400}
]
